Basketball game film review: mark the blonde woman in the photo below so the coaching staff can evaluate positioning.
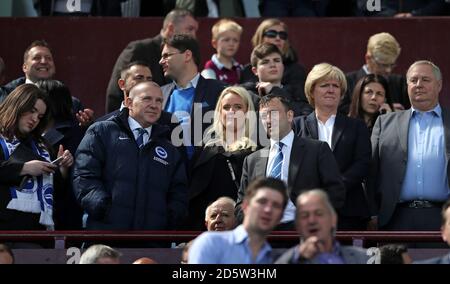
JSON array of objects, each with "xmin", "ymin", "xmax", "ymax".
[
  {"xmin": 186, "ymin": 86, "xmax": 257, "ymax": 230},
  {"xmin": 293, "ymin": 63, "xmax": 372, "ymax": 230}
]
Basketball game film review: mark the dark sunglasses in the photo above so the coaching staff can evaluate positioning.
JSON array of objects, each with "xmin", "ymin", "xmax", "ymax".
[{"xmin": 263, "ymin": 30, "xmax": 288, "ymax": 40}]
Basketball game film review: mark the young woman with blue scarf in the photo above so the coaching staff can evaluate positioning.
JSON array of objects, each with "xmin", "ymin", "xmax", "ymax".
[{"xmin": 0, "ymin": 84, "xmax": 73, "ymax": 231}]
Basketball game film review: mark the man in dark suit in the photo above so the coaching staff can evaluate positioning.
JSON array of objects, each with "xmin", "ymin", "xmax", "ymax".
[
  {"xmin": 235, "ymin": 93, "xmax": 345, "ymax": 229},
  {"xmin": 414, "ymin": 199, "xmax": 450, "ymax": 264},
  {"xmin": 370, "ymin": 60, "xmax": 450, "ymax": 230},
  {"xmin": 275, "ymin": 189, "xmax": 369, "ymax": 264},
  {"xmin": 159, "ymin": 34, "xmax": 225, "ymax": 168},
  {"xmin": 106, "ymin": 9, "xmax": 198, "ymax": 113},
  {"xmin": 339, "ymin": 32, "xmax": 409, "ymax": 114}
]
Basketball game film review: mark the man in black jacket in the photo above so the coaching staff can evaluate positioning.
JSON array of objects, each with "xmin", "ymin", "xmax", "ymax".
[
  {"xmin": 235, "ymin": 93, "xmax": 345, "ymax": 230},
  {"xmin": 73, "ymin": 81, "xmax": 188, "ymax": 231}
]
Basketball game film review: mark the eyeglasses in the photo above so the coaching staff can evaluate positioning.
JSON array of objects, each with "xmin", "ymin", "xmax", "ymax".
[
  {"xmin": 371, "ymin": 56, "xmax": 396, "ymax": 69},
  {"xmin": 263, "ymin": 30, "xmax": 288, "ymax": 40},
  {"xmin": 160, "ymin": 51, "xmax": 182, "ymax": 60}
]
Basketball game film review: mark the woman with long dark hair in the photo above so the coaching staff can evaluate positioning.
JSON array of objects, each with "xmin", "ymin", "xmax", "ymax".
[
  {"xmin": 0, "ymin": 84, "xmax": 73, "ymax": 230},
  {"xmin": 348, "ymin": 74, "xmax": 394, "ymax": 134}
]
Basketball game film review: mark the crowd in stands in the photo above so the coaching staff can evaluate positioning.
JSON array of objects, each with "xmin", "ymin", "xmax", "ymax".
[
  {"xmin": 3, "ymin": 0, "xmax": 450, "ymax": 17},
  {"xmin": 1, "ymin": 7, "xmax": 450, "ymax": 264}
]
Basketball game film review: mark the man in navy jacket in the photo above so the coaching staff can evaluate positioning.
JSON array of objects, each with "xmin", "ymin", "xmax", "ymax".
[{"xmin": 73, "ymin": 81, "xmax": 188, "ymax": 231}]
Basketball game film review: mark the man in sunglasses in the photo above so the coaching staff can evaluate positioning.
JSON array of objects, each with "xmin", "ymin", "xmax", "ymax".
[{"xmin": 339, "ymin": 32, "xmax": 409, "ymax": 114}]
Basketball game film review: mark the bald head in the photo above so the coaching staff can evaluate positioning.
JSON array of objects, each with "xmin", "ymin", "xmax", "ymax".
[
  {"xmin": 126, "ymin": 81, "xmax": 163, "ymax": 128},
  {"xmin": 205, "ymin": 197, "xmax": 236, "ymax": 231}
]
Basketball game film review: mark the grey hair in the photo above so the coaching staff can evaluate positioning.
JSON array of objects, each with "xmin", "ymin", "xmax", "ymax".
[
  {"xmin": 296, "ymin": 189, "xmax": 336, "ymax": 217},
  {"xmin": 205, "ymin": 197, "xmax": 236, "ymax": 220},
  {"xmin": 79, "ymin": 244, "xmax": 121, "ymax": 264},
  {"xmin": 407, "ymin": 60, "xmax": 442, "ymax": 81}
]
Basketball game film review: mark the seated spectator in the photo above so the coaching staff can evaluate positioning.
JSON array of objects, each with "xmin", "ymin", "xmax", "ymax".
[
  {"xmin": 276, "ymin": 189, "xmax": 369, "ymax": 264},
  {"xmin": 415, "ymin": 199, "xmax": 450, "ymax": 264},
  {"xmin": 293, "ymin": 63, "xmax": 371, "ymax": 230},
  {"xmin": 242, "ymin": 43, "xmax": 312, "ymax": 116},
  {"xmin": 205, "ymin": 197, "xmax": 237, "ymax": 231},
  {"xmin": 0, "ymin": 40, "xmax": 94, "ymax": 127},
  {"xmin": 348, "ymin": 74, "xmax": 394, "ymax": 135},
  {"xmin": 186, "ymin": 86, "xmax": 256, "ymax": 230},
  {"xmin": 240, "ymin": 18, "xmax": 308, "ymax": 110},
  {"xmin": 79, "ymin": 244, "xmax": 121, "ymax": 264},
  {"xmin": 189, "ymin": 177, "xmax": 288, "ymax": 264},
  {"xmin": 201, "ymin": 18, "xmax": 243, "ymax": 85},
  {"xmin": 0, "ymin": 84, "xmax": 73, "ymax": 231},
  {"xmin": 379, "ymin": 244, "xmax": 412, "ymax": 264},
  {"xmin": 339, "ymin": 32, "xmax": 408, "ymax": 114},
  {"xmin": 0, "ymin": 244, "xmax": 14, "ymax": 264}
]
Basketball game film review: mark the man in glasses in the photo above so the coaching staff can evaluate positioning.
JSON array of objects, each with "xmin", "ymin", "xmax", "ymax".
[
  {"xmin": 106, "ymin": 9, "xmax": 199, "ymax": 113},
  {"xmin": 339, "ymin": 32, "xmax": 409, "ymax": 114},
  {"xmin": 159, "ymin": 34, "xmax": 225, "ymax": 167}
]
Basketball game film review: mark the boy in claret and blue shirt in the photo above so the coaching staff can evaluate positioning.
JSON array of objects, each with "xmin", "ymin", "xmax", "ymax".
[{"xmin": 201, "ymin": 19, "xmax": 243, "ymax": 85}]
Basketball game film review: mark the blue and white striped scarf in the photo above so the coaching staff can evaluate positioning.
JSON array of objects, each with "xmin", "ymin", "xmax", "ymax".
[{"xmin": 0, "ymin": 136, "xmax": 54, "ymax": 230}]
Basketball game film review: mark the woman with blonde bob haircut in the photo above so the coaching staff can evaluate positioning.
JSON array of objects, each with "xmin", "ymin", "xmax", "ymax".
[
  {"xmin": 304, "ymin": 63, "xmax": 347, "ymax": 108},
  {"xmin": 293, "ymin": 63, "xmax": 372, "ymax": 230},
  {"xmin": 186, "ymin": 86, "xmax": 257, "ymax": 230}
]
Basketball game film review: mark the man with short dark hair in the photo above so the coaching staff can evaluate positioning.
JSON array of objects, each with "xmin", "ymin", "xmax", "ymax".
[
  {"xmin": 106, "ymin": 9, "xmax": 199, "ymax": 112},
  {"xmin": 189, "ymin": 177, "xmax": 288, "ymax": 264},
  {"xmin": 242, "ymin": 43, "xmax": 312, "ymax": 116},
  {"xmin": 236, "ymin": 93, "xmax": 345, "ymax": 230},
  {"xmin": 0, "ymin": 40, "xmax": 94, "ymax": 127},
  {"xmin": 159, "ymin": 34, "xmax": 225, "ymax": 163},
  {"xmin": 379, "ymin": 244, "xmax": 412, "ymax": 264}
]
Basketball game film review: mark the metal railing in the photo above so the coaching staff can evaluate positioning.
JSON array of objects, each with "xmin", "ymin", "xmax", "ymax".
[{"xmin": 0, "ymin": 230, "xmax": 443, "ymax": 249}]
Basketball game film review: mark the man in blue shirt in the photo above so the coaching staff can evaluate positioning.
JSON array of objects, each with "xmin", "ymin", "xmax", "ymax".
[
  {"xmin": 188, "ymin": 177, "xmax": 288, "ymax": 264},
  {"xmin": 275, "ymin": 189, "xmax": 369, "ymax": 264},
  {"xmin": 370, "ymin": 60, "xmax": 450, "ymax": 230}
]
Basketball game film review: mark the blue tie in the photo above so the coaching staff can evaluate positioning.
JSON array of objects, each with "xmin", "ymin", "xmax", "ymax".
[
  {"xmin": 269, "ymin": 142, "xmax": 284, "ymax": 179},
  {"xmin": 136, "ymin": 128, "xmax": 147, "ymax": 148}
]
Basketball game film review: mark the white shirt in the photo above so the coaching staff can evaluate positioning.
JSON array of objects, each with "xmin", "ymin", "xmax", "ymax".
[
  {"xmin": 128, "ymin": 116, "xmax": 152, "ymax": 146},
  {"xmin": 266, "ymin": 130, "xmax": 296, "ymax": 223},
  {"xmin": 317, "ymin": 115, "xmax": 336, "ymax": 149}
]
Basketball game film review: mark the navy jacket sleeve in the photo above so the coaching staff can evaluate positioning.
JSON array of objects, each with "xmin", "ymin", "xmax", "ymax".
[
  {"xmin": 73, "ymin": 124, "xmax": 111, "ymax": 220},
  {"xmin": 167, "ymin": 153, "xmax": 189, "ymax": 229}
]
